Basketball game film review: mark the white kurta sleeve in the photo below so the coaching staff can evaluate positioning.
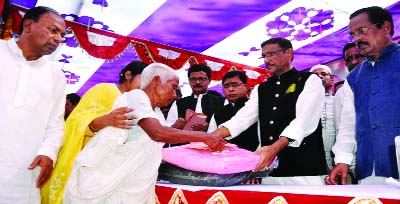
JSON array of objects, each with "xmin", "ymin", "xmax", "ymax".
[
  {"xmin": 219, "ymin": 85, "xmax": 260, "ymax": 139},
  {"xmin": 333, "ymin": 87, "xmax": 345, "ymax": 131},
  {"xmin": 165, "ymin": 101, "xmax": 178, "ymax": 127},
  {"xmin": 36, "ymin": 69, "xmax": 66, "ymax": 163},
  {"xmin": 280, "ymin": 74, "xmax": 325, "ymax": 147},
  {"xmin": 332, "ymin": 81, "xmax": 356, "ymax": 165}
]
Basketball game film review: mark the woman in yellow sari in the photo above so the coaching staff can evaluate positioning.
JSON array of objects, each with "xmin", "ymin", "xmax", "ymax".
[{"xmin": 41, "ymin": 61, "xmax": 148, "ymax": 204}]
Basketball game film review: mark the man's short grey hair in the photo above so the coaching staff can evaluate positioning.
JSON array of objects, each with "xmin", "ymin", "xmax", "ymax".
[{"xmin": 140, "ymin": 63, "xmax": 179, "ymax": 89}]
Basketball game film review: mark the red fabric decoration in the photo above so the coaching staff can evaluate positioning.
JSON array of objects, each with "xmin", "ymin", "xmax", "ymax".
[
  {"xmin": 66, "ymin": 22, "xmax": 131, "ymax": 59},
  {"xmin": 10, "ymin": 4, "xmax": 271, "ymax": 87},
  {"xmin": 132, "ymin": 37, "xmax": 191, "ymax": 69}
]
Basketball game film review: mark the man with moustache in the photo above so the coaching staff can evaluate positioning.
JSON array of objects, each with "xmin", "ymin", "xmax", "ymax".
[
  {"xmin": 0, "ymin": 6, "xmax": 66, "ymax": 203},
  {"xmin": 166, "ymin": 64, "xmax": 224, "ymax": 132},
  {"xmin": 207, "ymin": 71, "xmax": 259, "ymax": 152},
  {"xmin": 213, "ymin": 37, "xmax": 327, "ymax": 185},
  {"xmin": 327, "ymin": 6, "xmax": 400, "ymax": 185}
]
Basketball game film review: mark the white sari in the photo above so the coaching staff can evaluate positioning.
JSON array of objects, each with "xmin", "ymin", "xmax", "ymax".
[{"xmin": 64, "ymin": 90, "xmax": 165, "ymax": 204}]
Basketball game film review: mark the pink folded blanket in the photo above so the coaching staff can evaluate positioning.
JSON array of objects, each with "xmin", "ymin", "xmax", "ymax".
[{"xmin": 162, "ymin": 143, "xmax": 277, "ymax": 174}]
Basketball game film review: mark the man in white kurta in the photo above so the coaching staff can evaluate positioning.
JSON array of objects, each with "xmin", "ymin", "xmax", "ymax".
[
  {"xmin": 64, "ymin": 89, "xmax": 165, "ymax": 204},
  {"xmin": 0, "ymin": 38, "xmax": 66, "ymax": 203}
]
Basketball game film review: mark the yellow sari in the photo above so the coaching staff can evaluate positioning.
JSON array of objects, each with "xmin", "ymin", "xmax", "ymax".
[{"xmin": 41, "ymin": 83, "xmax": 121, "ymax": 204}]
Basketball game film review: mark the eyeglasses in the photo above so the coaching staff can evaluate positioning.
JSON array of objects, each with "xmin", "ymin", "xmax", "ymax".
[
  {"xmin": 345, "ymin": 54, "xmax": 365, "ymax": 63},
  {"xmin": 189, "ymin": 77, "xmax": 209, "ymax": 83},
  {"xmin": 350, "ymin": 24, "xmax": 377, "ymax": 39},
  {"xmin": 259, "ymin": 49, "xmax": 288, "ymax": 59},
  {"xmin": 223, "ymin": 82, "xmax": 244, "ymax": 89}
]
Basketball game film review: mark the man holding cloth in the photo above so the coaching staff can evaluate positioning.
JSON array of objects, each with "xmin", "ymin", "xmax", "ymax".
[{"xmin": 213, "ymin": 37, "xmax": 326, "ymax": 185}]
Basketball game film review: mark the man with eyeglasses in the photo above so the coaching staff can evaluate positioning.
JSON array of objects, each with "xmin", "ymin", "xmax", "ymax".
[
  {"xmin": 207, "ymin": 71, "xmax": 259, "ymax": 152},
  {"xmin": 310, "ymin": 65, "xmax": 336, "ymax": 171},
  {"xmin": 0, "ymin": 6, "xmax": 66, "ymax": 203},
  {"xmin": 166, "ymin": 64, "xmax": 224, "ymax": 135},
  {"xmin": 327, "ymin": 6, "xmax": 400, "ymax": 185},
  {"xmin": 213, "ymin": 37, "xmax": 327, "ymax": 185}
]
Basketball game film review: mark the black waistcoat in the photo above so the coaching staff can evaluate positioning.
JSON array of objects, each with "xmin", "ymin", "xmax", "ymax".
[
  {"xmin": 176, "ymin": 93, "xmax": 224, "ymax": 122},
  {"xmin": 258, "ymin": 69, "xmax": 326, "ymax": 177},
  {"xmin": 214, "ymin": 97, "xmax": 259, "ymax": 151}
]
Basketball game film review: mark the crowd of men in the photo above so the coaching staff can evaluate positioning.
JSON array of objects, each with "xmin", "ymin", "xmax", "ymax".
[{"xmin": 0, "ymin": 4, "xmax": 399, "ymax": 204}]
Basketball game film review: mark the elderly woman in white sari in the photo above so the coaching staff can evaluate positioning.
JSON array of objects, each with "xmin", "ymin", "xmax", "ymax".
[{"xmin": 63, "ymin": 63, "xmax": 226, "ymax": 204}]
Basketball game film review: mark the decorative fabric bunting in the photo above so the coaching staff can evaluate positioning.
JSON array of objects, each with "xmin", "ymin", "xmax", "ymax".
[
  {"xmin": 66, "ymin": 21, "xmax": 131, "ymax": 60},
  {"xmin": 7, "ymin": 4, "xmax": 271, "ymax": 87}
]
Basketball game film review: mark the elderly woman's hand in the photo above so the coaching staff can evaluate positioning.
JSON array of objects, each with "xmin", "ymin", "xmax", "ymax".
[{"xmin": 204, "ymin": 133, "xmax": 227, "ymax": 152}]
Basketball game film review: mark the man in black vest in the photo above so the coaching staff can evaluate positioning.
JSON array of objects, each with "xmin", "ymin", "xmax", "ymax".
[
  {"xmin": 166, "ymin": 64, "xmax": 224, "ymax": 131},
  {"xmin": 208, "ymin": 71, "xmax": 259, "ymax": 152},
  {"xmin": 213, "ymin": 37, "xmax": 327, "ymax": 185}
]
